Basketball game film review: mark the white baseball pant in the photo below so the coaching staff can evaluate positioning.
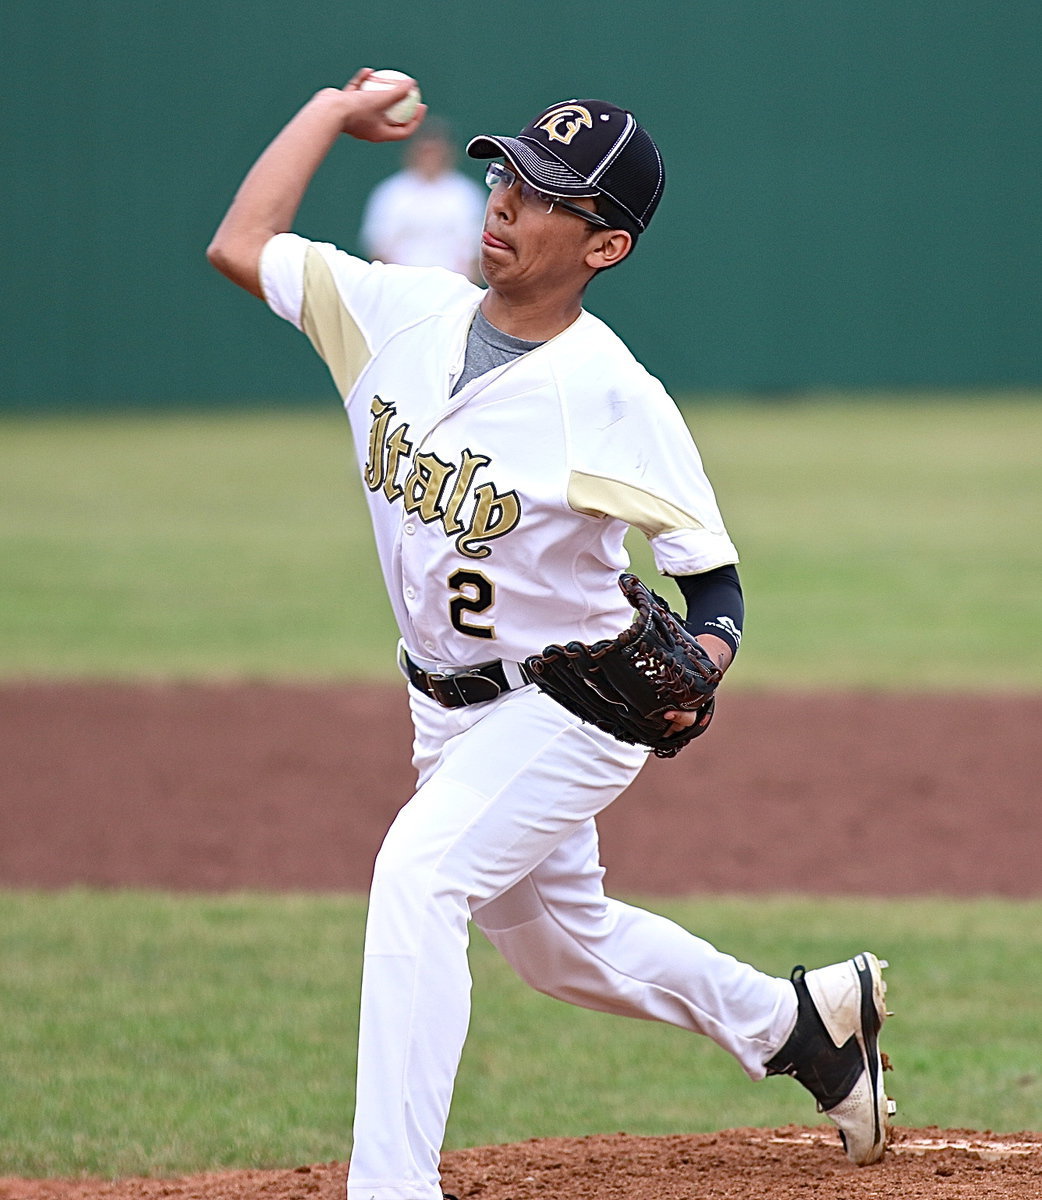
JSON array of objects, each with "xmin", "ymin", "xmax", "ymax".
[{"xmin": 346, "ymin": 684, "xmax": 796, "ymax": 1200}]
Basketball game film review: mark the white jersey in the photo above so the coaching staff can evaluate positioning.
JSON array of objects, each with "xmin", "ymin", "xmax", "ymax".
[
  {"xmin": 260, "ymin": 232, "xmax": 739, "ymax": 669},
  {"xmin": 359, "ymin": 169, "xmax": 486, "ymax": 276}
]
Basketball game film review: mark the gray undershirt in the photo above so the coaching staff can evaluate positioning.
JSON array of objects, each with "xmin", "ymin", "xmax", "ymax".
[{"xmin": 451, "ymin": 308, "xmax": 544, "ymax": 395}]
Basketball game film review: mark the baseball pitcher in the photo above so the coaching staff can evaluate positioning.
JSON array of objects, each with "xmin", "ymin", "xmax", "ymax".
[{"xmin": 208, "ymin": 68, "xmax": 895, "ymax": 1200}]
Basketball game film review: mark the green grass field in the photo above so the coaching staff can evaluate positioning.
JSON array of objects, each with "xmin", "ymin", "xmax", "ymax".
[
  {"xmin": 2, "ymin": 891, "xmax": 1040, "ymax": 1178},
  {"xmin": 1, "ymin": 395, "xmax": 1040, "ymax": 1177},
  {"xmin": 3, "ymin": 394, "xmax": 1040, "ymax": 686}
]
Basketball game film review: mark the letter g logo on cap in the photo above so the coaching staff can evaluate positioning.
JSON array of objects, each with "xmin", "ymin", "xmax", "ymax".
[{"xmin": 537, "ymin": 105, "xmax": 593, "ymax": 145}]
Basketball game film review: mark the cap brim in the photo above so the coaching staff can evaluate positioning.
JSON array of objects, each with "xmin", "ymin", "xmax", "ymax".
[{"xmin": 466, "ymin": 134, "xmax": 597, "ymax": 198}]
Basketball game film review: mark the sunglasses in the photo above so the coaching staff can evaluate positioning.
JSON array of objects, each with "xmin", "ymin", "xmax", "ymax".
[{"xmin": 484, "ymin": 162, "xmax": 613, "ymax": 229}]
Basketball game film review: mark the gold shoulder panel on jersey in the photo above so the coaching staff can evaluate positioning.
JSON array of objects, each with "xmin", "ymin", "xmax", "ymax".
[
  {"xmin": 300, "ymin": 247, "xmax": 373, "ymax": 398},
  {"xmin": 567, "ymin": 470, "xmax": 705, "ymax": 538}
]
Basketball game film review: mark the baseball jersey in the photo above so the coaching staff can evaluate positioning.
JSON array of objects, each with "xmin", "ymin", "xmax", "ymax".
[{"xmin": 260, "ymin": 232, "xmax": 739, "ymax": 668}]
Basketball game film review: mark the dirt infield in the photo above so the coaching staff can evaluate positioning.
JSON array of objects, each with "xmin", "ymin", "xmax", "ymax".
[
  {"xmin": 2, "ymin": 1130, "xmax": 1042, "ymax": 1200},
  {"xmin": 2, "ymin": 683, "xmax": 1039, "ymax": 895},
  {"xmin": 1, "ymin": 682, "xmax": 1040, "ymax": 1198}
]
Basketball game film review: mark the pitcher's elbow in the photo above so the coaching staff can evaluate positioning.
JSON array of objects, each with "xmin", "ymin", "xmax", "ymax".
[
  {"xmin": 206, "ymin": 236, "xmax": 264, "ymax": 298},
  {"xmin": 206, "ymin": 237, "xmax": 232, "ymax": 275}
]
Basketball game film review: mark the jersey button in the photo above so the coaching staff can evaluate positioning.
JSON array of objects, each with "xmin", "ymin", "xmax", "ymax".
[
  {"xmin": 405, "ymin": 586, "xmax": 416, "ymax": 600},
  {"xmin": 403, "ymin": 523, "xmax": 415, "ymax": 535}
]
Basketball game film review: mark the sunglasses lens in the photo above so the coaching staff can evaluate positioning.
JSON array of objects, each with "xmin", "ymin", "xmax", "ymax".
[{"xmin": 486, "ymin": 163, "xmax": 515, "ymax": 190}]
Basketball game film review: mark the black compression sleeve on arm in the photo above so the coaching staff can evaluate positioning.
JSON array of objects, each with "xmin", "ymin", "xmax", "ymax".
[{"xmin": 672, "ymin": 564, "xmax": 744, "ymax": 657}]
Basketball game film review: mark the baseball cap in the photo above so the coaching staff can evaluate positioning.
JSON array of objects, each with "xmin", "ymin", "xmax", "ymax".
[{"xmin": 466, "ymin": 99, "xmax": 665, "ymax": 235}]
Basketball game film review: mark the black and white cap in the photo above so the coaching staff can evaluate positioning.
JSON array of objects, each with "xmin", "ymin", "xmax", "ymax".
[{"xmin": 467, "ymin": 99, "xmax": 665, "ymax": 235}]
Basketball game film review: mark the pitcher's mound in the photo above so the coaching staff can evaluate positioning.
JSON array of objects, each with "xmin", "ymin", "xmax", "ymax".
[{"xmin": 4, "ymin": 1128, "xmax": 1042, "ymax": 1200}]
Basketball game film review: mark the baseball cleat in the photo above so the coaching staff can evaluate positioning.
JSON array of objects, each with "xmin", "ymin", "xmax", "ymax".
[{"xmin": 765, "ymin": 951, "xmax": 893, "ymax": 1165}]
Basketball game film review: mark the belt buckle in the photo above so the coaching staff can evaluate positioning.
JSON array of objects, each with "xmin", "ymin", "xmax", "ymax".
[{"xmin": 428, "ymin": 668, "xmax": 502, "ymax": 708}]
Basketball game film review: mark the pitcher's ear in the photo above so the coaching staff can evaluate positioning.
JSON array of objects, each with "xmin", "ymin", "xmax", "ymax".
[{"xmin": 585, "ymin": 228, "xmax": 633, "ymax": 271}]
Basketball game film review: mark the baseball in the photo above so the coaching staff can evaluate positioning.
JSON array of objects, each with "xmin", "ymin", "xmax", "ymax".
[{"xmin": 360, "ymin": 69, "xmax": 421, "ymax": 125}]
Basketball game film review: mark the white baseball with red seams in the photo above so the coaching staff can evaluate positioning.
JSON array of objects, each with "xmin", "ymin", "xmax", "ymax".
[{"xmin": 359, "ymin": 69, "xmax": 421, "ymax": 124}]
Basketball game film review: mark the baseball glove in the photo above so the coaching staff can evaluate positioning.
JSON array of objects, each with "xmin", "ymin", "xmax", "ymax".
[{"xmin": 524, "ymin": 573, "xmax": 723, "ymax": 758}]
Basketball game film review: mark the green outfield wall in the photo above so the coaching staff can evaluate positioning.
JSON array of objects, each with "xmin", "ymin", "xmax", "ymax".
[{"xmin": 2, "ymin": 2, "xmax": 1039, "ymax": 409}]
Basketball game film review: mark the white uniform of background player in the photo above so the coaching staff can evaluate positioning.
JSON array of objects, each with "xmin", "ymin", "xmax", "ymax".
[
  {"xmin": 359, "ymin": 120, "xmax": 486, "ymax": 280},
  {"xmin": 208, "ymin": 74, "xmax": 894, "ymax": 1200}
]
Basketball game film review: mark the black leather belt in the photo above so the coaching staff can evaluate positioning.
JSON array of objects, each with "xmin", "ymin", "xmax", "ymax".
[{"xmin": 402, "ymin": 650, "xmax": 531, "ymax": 709}]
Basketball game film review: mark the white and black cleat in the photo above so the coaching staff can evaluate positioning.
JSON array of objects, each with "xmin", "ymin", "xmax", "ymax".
[{"xmin": 766, "ymin": 951, "xmax": 894, "ymax": 1165}]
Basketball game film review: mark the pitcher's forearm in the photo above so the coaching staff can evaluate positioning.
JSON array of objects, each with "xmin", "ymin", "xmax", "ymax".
[
  {"xmin": 206, "ymin": 90, "xmax": 353, "ymax": 296},
  {"xmin": 206, "ymin": 72, "xmax": 424, "ymax": 298}
]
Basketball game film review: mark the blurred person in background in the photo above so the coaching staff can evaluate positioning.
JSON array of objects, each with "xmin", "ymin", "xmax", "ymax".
[{"xmin": 359, "ymin": 116, "xmax": 486, "ymax": 281}]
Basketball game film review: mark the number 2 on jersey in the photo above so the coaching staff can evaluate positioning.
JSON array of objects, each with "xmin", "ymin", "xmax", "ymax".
[{"xmin": 448, "ymin": 569, "xmax": 495, "ymax": 639}]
